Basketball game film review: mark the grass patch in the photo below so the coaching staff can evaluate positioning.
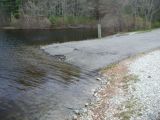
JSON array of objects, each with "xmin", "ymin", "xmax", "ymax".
[
  {"xmin": 115, "ymin": 98, "xmax": 143, "ymax": 120},
  {"xmin": 122, "ymin": 74, "xmax": 139, "ymax": 91},
  {"xmin": 49, "ymin": 16, "xmax": 95, "ymax": 26},
  {"xmin": 136, "ymin": 29, "xmax": 152, "ymax": 33},
  {"xmin": 102, "ymin": 63, "xmax": 117, "ymax": 72},
  {"xmin": 123, "ymin": 74, "xmax": 139, "ymax": 83}
]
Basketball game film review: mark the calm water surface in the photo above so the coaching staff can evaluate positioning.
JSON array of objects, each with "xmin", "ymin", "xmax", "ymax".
[{"xmin": 0, "ymin": 29, "xmax": 99, "ymax": 120}]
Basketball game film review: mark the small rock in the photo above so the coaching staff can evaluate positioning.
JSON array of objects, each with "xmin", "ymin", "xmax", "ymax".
[
  {"xmin": 85, "ymin": 103, "xmax": 89, "ymax": 107},
  {"xmin": 72, "ymin": 115, "xmax": 78, "ymax": 120},
  {"xmin": 96, "ymin": 78, "xmax": 102, "ymax": 81},
  {"xmin": 101, "ymin": 80, "xmax": 108, "ymax": 85},
  {"xmin": 96, "ymin": 97, "xmax": 101, "ymax": 102},
  {"xmin": 148, "ymin": 76, "xmax": 151, "ymax": 78},
  {"xmin": 82, "ymin": 108, "xmax": 87, "ymax": 113},
  {"xmin": 93, "ymin": 93, "xmax": 97, "ymax": 97},
  {"xmin": 74, "ymin": 110, "xmax": 80, "ymax": 115}
]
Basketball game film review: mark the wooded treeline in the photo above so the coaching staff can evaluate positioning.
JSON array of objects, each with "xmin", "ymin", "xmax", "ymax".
[{"xmin": 0, "ymin": 0, "xmax": 160, "ymax": 33}]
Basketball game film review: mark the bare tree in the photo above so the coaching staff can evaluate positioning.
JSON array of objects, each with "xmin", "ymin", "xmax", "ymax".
[
  {"xmin": 20, "ymin": 0, "xmax": 92, "ymax": 17},
  {"xmin": 130, "ymin": 0, "xmax": 160, "ymax": 28}
]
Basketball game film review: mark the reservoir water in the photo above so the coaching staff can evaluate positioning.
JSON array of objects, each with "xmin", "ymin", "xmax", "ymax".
[{"xmin": 0, "ymin": 29, "xmax": 99, "ymax": 120}]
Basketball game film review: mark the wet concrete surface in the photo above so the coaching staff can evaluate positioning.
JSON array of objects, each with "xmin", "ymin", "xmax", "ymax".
[{"xmin": 42, "ymin": 29, "xmax": 160, "ymax": 70}]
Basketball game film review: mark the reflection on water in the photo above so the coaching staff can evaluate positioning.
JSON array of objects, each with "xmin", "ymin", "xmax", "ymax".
[
  {"xmin": 0, "ymin": 29, "xmax": 98, "ymax": 120},
  {"xmin": 4, "ymin": 29, "xmax": 97, "ymax": 45}
]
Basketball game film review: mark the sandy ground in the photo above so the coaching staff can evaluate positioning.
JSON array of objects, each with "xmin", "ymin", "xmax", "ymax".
[{"xmin": 77, "ymin": 50, "xmax": 160, "ymax": 120}]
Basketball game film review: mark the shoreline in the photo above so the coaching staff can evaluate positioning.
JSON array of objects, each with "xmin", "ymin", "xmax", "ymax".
[{"xmin": 0, "ymin": 24, "xmax": 96, "ymax": 30}]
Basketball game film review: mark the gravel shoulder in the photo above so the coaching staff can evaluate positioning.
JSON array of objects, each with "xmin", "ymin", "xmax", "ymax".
[{"xmin": 78, "ymin": 50, "xmax": 160, "ymax": 120}]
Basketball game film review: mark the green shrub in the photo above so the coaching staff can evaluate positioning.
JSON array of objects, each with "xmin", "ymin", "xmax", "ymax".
[{"xmin": 152, "ymin": 21, "xmax": 160, "ymax": 28}]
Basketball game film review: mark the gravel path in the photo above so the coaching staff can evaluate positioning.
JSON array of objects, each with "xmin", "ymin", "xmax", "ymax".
[
  {"xmin": 128, "ymin": 50, "xmax": 160, "ymax": 120},
  {"xmin": 79, "ymin": 50, "xmax": 160, "ymax": 120}
]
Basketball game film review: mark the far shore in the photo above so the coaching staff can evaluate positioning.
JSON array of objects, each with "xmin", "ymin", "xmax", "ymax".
[{"xmin": 0, "ymin": 24, "xmax": 97, "ymax": 30}]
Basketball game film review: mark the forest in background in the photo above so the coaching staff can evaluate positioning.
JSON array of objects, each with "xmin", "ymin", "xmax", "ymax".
[{"xmin": 0, "ymin": 0, "xmax": 160, "ymax": 34}]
